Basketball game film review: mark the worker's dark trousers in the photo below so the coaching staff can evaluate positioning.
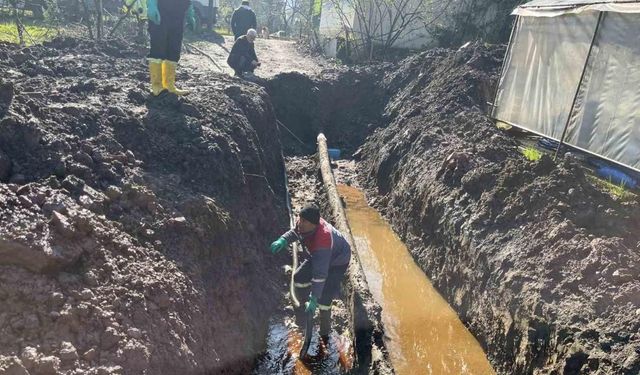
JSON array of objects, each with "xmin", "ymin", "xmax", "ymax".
[
  {"xmin": 294, "ymin": 260, "xmax": 349, "ymax": 338},
  {"xmin": 229, "ymin": 55, "xmax": 255, "ymax": 76},
  {"xmin": 148, "ymin": 0, "xmax": 189, "ymax": 62}
]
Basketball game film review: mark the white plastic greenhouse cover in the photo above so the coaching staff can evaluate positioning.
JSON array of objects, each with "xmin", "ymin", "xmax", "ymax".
[{"xmin": 494, "ymin": 2, "xmax": 640, "ymax": 171}]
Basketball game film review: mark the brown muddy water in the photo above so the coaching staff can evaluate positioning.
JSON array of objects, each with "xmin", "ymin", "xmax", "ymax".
[
  {"xmin": 338, "ymin": 184, "xmax": 495, "ymax": 375},
  {"xmin": 253, "ymin": 318, "xmax": 352, "ymax": 374}
]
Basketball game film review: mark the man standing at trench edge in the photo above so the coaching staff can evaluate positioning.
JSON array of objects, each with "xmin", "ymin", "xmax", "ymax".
[
  {"xmin": 146, "ymin": 0, "xmax": 194, "ymax": 96},
  {"xmin": 270, "ymin": 204, "xmax": 351, "ymax": 346}
]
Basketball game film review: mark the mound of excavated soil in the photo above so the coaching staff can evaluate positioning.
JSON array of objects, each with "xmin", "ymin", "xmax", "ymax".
[
  {"xmin": 0, "ymin": 37, "xmax": 291, "ymax": 374},
  {"xmin": 357, "ymin": 43, "xmax": 640, "ymax": 374}
]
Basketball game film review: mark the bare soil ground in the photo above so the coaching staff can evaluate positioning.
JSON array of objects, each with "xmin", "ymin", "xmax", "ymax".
[
  {"xmin": 3, "ymin": 31, "xmax": 638, "ymax": 375},
  {"xmin": 0, "ymin": 37, "xmax": 291, "ymax": 374},
  {"xmin": 182, "ymin": 35, "xmax": 334, "ymax": 79}
]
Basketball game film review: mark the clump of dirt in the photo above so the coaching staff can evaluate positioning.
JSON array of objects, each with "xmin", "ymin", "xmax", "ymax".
[
  {"xmin": 0, "ymin": 37, "xmax": 291, "ymax": 374},
  {"xmin": 356, "ymin": 42, "xmax": 640, "ymax": 374}
]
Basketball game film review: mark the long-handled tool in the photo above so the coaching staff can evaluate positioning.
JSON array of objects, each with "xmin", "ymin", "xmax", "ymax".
[{"xmin": 283, "ymin": 154, "xmax": 314, "ymax": 358}]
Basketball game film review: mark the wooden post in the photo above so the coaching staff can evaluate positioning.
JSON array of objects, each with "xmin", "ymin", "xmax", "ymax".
[
  {"xmin": 11, "ymin": 1, "xmax": 25, "ymax": 46},
  {"xmin": 208, "ymin": 0, "xmax": 214, "ymax": 30}
]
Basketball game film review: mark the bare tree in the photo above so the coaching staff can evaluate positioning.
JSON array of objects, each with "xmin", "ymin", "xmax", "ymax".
[
  {"xmin": 324, "ymin": 0, "xmax": 451, "ymax": 59},
  {"xmin": 280, "ymin": 0, "xmax": 309, "ymax": 34},
  {"xmin": 426, "ymin": 0, "xmax": 524, "ymax": 47},
  {"xmin": 95, "ymin": 0, "xmax": 103, "ymax": 40}
]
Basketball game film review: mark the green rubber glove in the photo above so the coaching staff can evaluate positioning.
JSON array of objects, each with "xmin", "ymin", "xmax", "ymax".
[
  {"xmin": 270, "ymin": 237, "xmax": 287, "ymax": 254},
  {"xmin": 147, "ymin": 0, "xmax": 160, "ymax": 25},
  {"xmin": 186, "ymin": 3, "xmax": 197, "ymax": 30},
  {"xmin": 305, "ymin": 295, "xmax": 318, "ymax": 313}
]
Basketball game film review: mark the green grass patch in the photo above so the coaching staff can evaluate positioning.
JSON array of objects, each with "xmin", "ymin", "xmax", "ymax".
[
  {"xmin": 0, "ymin": 21, "xmax": 55, "ymax": 45},
  {"xmin": 588, "ymin": 175, "xmax": 636, "ymax": 201},
  {"xmin": 521, "ymin": 146, "xmax": 542, "ymax": 162},
  {"xmin": 214, "ymin": 27, "xmax": 231, "ymax": 36}
]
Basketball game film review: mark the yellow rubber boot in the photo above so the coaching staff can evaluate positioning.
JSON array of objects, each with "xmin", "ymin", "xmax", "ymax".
[
  {"xmin": 149, "ymin": 59, "xmax": 164, "ymax": 96},
  {"xmin": 162, "ymin": 60, "xmax": 190, "ymax": 96}
]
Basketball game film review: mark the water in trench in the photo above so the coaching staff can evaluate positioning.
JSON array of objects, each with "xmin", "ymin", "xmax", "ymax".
[
  {"xmin": 253, "ymin": 317, "xmax": 352, "ymax": 374},
  {"xmin": 338, "ymin": 184, "xmax": 495, "ymax": 375}
]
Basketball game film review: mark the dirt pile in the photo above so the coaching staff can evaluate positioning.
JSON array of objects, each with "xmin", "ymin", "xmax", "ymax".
[
  {"xmin": 0, "ymin": 37, "xmax": 290, "ymax": 374},
  {"xmin": 356, "ymin": 43, "xmax": 640, "ymax": 374},
  {"xmin": 266, "ymin": 70, "xmax": 385, "ymax": 156}
]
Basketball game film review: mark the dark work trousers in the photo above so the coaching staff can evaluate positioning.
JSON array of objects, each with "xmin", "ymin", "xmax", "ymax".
[
  {"xmin": 148, "ymin": 0, "xmax": 189, "ymax": 62},
  {"xmin": 232, "ymin": 56, "xmax": 255, "ymax": 76},
  {"xmin": 294, "ymin": 259, "xmax": 349, "ymax": 338}
]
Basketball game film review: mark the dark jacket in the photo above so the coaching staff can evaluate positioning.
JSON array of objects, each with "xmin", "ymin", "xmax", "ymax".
[
  {"xmin": 230, "ymin": 5, "xmax": 256, "ymax": 38},
  {"xmin": 227, "ymin": 36, "xmax": 258, "ymax": 70},
  {"xmin": 282, "ymin": 218, "xmax": 351, "ymax": 299}
]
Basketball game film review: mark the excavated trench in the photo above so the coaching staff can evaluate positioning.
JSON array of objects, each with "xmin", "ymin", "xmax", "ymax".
[
  {"xmin": 266, "ymin": 42, "xmax": 640, "ymax": 375},
  {"xmin": 263, "ymin": 67, "xmax": 497, "ymax": 374},
  {"xmin": 1, "ymin": 36, "xmax": 639, "ymax": 375},
  {"xmin": 0, "ymin": 37, "xmax": 392, "ymax": 375}
]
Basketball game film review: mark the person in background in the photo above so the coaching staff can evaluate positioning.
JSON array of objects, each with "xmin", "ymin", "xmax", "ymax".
[
  {"xmin": 230, "ymin": 0, "xmax": 256, "ymax": 40},
  {"xmin": 270, "ymin": 204, "xmax": 351, "ymax": 346},
  {"xmin": 146, "ymin": 0, "xmax": 195, "ymax": 96},
  {"xmin": 227, "ymin": 28, "xmax": 261, "ymax": 78}
]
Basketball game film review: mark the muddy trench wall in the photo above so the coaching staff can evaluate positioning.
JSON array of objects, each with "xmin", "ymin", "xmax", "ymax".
[
  {"xmin": 266, "ymin": 70, "xmax": 386, "ymax": 156},
  {"xmin": 356, "ymin": 45, "xmax": 640, "ymax": 374},
  {"xmin": 0, "ymin": 38, "xmax": 291, "ymax": 374}
]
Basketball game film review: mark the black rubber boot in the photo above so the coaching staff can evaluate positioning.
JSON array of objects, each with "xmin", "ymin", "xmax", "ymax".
[{"xmin": 319, "ymin": 309, "xmax": 332, "ymax": 343}]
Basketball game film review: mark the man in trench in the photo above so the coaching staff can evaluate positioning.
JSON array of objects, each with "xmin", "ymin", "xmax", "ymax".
[
  {"xmin": 227, "ymin": 29, "xmax": 261, "ymax": 78},
  {"xmin": 270, "ymin": 204, "xmax": 351, "ymax": 346}
]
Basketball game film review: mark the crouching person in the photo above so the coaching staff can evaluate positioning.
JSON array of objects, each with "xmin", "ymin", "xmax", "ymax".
[
  {"xmin": 227, "ymin": 29, "xmax": 261, "ymax": 78},
  {"xmin": 270, "ymin": 204, "xmax": 351, "ymax": 345}
]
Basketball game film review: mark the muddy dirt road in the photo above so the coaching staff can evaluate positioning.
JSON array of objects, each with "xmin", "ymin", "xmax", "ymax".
[{"xmin": 182, "ymin": 35, "xmax": 333, "ymax": 78}]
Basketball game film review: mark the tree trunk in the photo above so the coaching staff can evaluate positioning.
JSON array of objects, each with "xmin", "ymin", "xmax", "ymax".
[
  {"xmin": 96, "ymin": 0, "xmax": 103, "ymax": 40},
  {"xmin": 81, "ymin": 0, "xmax": 95, "ymax": 39},
  {"xmin": 208, "ymin": 0, "xmax": 214, "ymax": 30},
  {"xmin": 12, "ymin": 4, "xmax": 25, "ymax": 46}
]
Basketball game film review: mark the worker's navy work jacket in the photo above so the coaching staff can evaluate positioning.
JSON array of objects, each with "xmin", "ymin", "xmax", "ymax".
[{"xmin": 282, "ymin": 218, "xmax": 351, "ymax": 299}]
